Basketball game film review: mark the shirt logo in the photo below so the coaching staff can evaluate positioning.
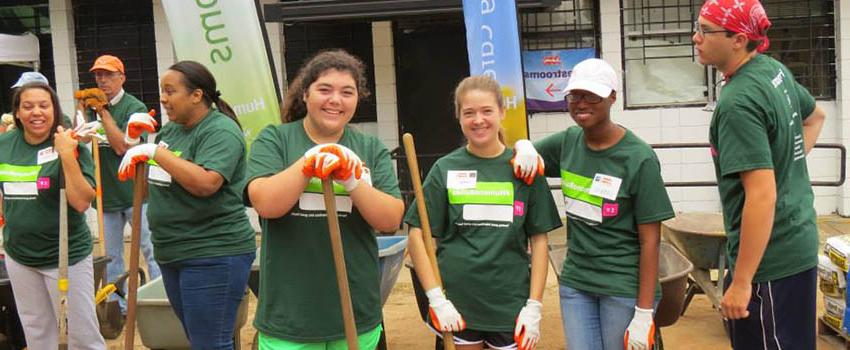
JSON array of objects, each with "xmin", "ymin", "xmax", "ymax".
[
  {"xmin": 514, "ymin": 201, "xmax": 525, "ymax": 216},
  {"xmin": 602, "ymin": 203, "xmax": 619, "ymax": 217},
  {"xmin": 36, "ymin": 177, "xmax": 50, "ymax": 190}
]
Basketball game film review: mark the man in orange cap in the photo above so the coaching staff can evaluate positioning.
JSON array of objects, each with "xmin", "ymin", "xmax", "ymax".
[
  {"xmin": 693, "ymin": 1, "xmax": 826, "ymax": 348},
  {"xmin": 83, "ymin": 54, "xmax": 161, "ymax": 321}
]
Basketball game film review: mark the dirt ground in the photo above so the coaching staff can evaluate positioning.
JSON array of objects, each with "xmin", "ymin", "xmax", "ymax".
[
  {"xmin": 104, "ymin": 262, "xmax": 845, "ymax": 349},
  {"xmin": 102, "ymin": 215, "xmax": 850, "ymax": 349}
]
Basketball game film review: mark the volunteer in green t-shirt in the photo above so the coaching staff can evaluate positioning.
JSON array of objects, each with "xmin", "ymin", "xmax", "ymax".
[
  {"xmin": 405, "ymin": 75, "xmax": 561, "ymax": 350},
  {"xmin": 0, "ymin": 83, "xmax": 105, "ymax": 349},
  {"xmin": 81, "ymin": 54, "xmax": 160, "ymax": 317},
  {"xmin": 118, "ymin": 61, "xmax": 256, "ymax": 349},
  {"xmin": 693, "ymin": 1, "xmax": 826, "ymax": 348},
  {"xmin": 246, "ymin": 50, "xmax": 404, "ymax": 350},
  {"xmin": 514, "ymin": 58, "xmax": 674, "ymax": 350}
]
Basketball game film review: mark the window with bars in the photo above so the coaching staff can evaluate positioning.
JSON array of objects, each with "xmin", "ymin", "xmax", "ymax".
[
  {"xmin": 0, "ymin": 2, "xmax": 52, "ymax": 113},
  {"xmin": 520, "ymin": 0, "xmax": 599, "ymax": 50},
  {"xmin": 621, "ymin": 0, "xmax": 705, "ymax": 108},
  {"xmin": 620, "ymin": 0, "xmax": 835, "ymax": 108},
  {"xmin": 283, "ymin": 21, "xmax": 377, "ymax": 123},
  {"xmin": 73, "ymin": 0, "xmax": 159, "ymax": 113}
]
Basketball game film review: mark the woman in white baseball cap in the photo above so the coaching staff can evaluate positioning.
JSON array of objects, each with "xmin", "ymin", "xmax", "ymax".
[{"xmin": 511, "ymin": 58, "xmax": 674, "ymax": 350}]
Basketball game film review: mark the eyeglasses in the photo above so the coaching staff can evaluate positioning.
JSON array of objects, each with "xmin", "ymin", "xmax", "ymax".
[
  {"xmin": 93, "ymin": 71, "xmax": 122, "ymax": 79},
  {"xmin": 694, "ymin": 21, "xmax": 731, "ymax": 36},
  {"xmin": 565, "ymin": 93, "xmax": 604, "ymax": 104}
]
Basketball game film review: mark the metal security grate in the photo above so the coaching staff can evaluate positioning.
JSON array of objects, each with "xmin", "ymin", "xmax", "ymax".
[
  {"xmin": 283, "ymin": 21, "xmax": 378, "ymax": 123},
  {"xmin": 620, "ymin": 0, "xmax": 836, "ymax": 108},
  {"xmin": 521, "ymin": 0, "xmax": 599, "ymax": 50},
  {"xmin": 764, "ymin": 0, "xmax": 835, "ymax": 99},
  {"xmin": 0, "ymin": 2, "xmax": 53, "ymax": 113},
  {"xmin": 620, "ymin": 0, "xmax": 705, "ymax": 107},
  {"xmin": 73, "ymin": 0, "xmax": 158, "ymax": 112}
]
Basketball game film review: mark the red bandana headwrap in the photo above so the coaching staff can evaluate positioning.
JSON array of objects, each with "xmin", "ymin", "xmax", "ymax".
[{"xmin": 700, "ymin": 0, "xmax": 772, "ymax": 52}]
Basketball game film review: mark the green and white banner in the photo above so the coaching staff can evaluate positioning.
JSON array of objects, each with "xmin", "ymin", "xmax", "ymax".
[{"xmin": 161, "ymin": 0, "xmax": 280, "ymax": 148}]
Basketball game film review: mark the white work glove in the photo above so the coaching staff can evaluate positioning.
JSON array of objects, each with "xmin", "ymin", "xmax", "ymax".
[
  {"xmin": 118, "ymin": 143, "xmax": 161, "ymax": 182},
  {"xmin": 426, "ymin": 287, "xmax": 466, "ymax": 332},
  {"xmin": 511, "ymin": 140, "xmax": 545, "ymax": 185},
  {"xmin": 72, "ymin": 120, "xmax": 105, "ymax": 142},
  {"xmin": 124, "ymin": 112, "xmax": 157, "ymax": 146},
  {"xmin": 624, "ymin": 306, "xmax": 655, "ymax": 350},
  {"xmin": 514, "ymin": 299, "xmax": 542, "ymax": 350}
]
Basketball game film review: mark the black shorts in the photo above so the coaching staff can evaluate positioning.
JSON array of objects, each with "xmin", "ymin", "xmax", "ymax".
[
  {"xmin": 427, "ymin": 323, "xmax": 517, "ymax": 349},
  {"xmin": 725, "ymin": 267, "xmax": 816, "ymax": 350}
]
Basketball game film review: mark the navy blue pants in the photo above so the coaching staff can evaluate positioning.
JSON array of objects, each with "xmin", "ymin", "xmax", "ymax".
[
  {"xmin": 160, "ymin": 252, "xmax": 255, "ymax": 350},
  {"xmin": 726, "ymin": 267, "xmax": 816, "ymax": 350}
]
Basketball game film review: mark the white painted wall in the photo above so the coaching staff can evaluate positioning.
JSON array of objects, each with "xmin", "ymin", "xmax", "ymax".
[
  {"xmin": 48, "ymin": 0, "xmax": 78, "ymax": 115},
  {"xmin": 372, "ymin": 21, "xmax": 400, "ymax": 151}
]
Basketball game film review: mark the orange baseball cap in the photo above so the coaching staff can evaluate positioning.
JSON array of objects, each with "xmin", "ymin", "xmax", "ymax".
[{"xmin": 89, "ymin": 55, "xmax": 124, "ymax": 74}]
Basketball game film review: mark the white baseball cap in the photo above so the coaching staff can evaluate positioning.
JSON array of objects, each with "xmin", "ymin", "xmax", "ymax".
[
  {"xmin": 12, "ymin": 71, "xmax": 49, "ymax": 88},
  {"xmin": 563, "ymin": 58, "xmax": 617, "ymax": 98}
]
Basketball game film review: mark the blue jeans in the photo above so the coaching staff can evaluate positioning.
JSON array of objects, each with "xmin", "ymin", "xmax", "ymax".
[
  {"xmin": 559, "ymin": 285, "xmax": 658, "ymax": 350},
  {"xmin": 104, "ymin": 204, "xmax": 161, "ymax": 312},
  {"xmin": 160, "ymin": 252, "xmax": 254, "ymax": 350}
]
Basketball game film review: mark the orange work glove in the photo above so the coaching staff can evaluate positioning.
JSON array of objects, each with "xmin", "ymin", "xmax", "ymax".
[
  {"xmin": 117, "ymin": 144, "xmax": 160, "ymax": 181},
  {"xmin": 75, "ymin": 88, "xmax": 108, "ymax": 111},
  {"xmin": 124, "ymin": 110, "xmax": 158, "ymax": 145}
]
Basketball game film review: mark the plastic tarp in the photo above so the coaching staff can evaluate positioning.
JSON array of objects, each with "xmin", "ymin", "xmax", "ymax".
[{"xmin": 0, "ymin": 33, "xmax": 39, "ymax": 68}]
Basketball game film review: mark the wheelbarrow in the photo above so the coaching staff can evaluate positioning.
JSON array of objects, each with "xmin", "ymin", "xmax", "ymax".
[
  {"xmin": 549, "ymin": 241, "xmax": 693, "ymax": 349},
  {"xmin": 661, "ymin": 213, "xmax": 727, "ymax": 315}
]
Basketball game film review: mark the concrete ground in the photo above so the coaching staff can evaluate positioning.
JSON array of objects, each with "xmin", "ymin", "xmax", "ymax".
[{"xmin": 101, "ymin": 214, "xmax": 850, "ymax": 349}]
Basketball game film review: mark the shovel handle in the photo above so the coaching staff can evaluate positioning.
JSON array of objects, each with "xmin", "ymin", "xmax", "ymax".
[{"xmin": 322, "ymin": 179, "xmax": 359, "ymax": 349}]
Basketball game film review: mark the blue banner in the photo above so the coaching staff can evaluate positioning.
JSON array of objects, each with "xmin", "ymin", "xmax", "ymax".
[
  {"xmin": 462, "ymin": 0, "xmax": 528, "ymax": 144},
  {"xmin": 523, "ymin": 49, "xmax": 596, "ymax": 112}
]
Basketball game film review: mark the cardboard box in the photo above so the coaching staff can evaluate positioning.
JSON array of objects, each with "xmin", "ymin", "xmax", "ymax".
[
  {"xmin": 825, "ymin": 235, "xmax": 850, "ymax": 272},
  {"xmin": 820, "ymin": 254, "xmax": 847, "ymax": 298}
]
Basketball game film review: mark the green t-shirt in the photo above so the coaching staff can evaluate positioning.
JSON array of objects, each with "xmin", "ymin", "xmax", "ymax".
[
  {"xmin": 0, "ymin": 129, "xmax": 95, "ymax": 268},
  {"xmin": 536, "ymin": 126, "xmax": 673, "ymax": 298},
  {"xmin": 246, "ymin": 120, "xmax": 401, "ymax": 342},
  {"xmin": 86, "ymin": 93, "xmax": 147, "ymax": 211},
  {"xmin": 710, "ymin": 54, "xmax": 818, "ymax": 283},
  {"xmin": 404, "ymin": 147, "xmax": 561, "ymax": 332},
  {"xmin": 146, "ymin": 110, "xmax": 256, "ymax": 264}
]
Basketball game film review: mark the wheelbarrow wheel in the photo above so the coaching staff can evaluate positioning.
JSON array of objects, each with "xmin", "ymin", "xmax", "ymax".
[{"xmin": 96, "ymin": 300, "xmax": 124, "ymax": 339}]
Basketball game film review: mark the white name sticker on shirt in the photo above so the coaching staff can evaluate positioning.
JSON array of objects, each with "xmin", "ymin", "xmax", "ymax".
[
  {"xmin": 37, "ymin": 147, "xmax": 59, "ymax": 165},
  {"xmin": 3, "ymin": 182, "xmax": 38, "ymax": 196},
  {"xmin": 588, "ymin": 173, "xmax": 622, "ymax": 201},
  {"xmin": 148, "ymin": 165, "xmax": 172, "ymax": 184},
  {"xmin": 446, "ymin": 170, "xmax": 477, "ymax": 189}
]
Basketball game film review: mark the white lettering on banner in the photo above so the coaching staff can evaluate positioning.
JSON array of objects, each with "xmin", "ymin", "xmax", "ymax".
[
  {"xmin": 505, "ymin": 96, "xmax": 518, "ymax": 109},
  {"xmin": 480, "ymin": 25, "xmax": 496, "ymax": 79},
  {"xmin": 298, "ymin": 193, "xmax": 353, "ymax": 213},
  {"xmin": 462, "ymin": 204, "xmax": 513, "ymax": 222},
  {"xmin": 481, "ymin": 0, "xmax": 495, "ymax": 14},
  {"xmin": 233, "ymin": 97, "xmax": 266, "ymax": 116},
  {"xmin": 197, "ymin": 0, "xmax": 233, "ymax": 63}
]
